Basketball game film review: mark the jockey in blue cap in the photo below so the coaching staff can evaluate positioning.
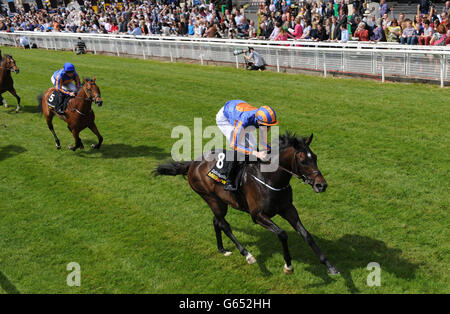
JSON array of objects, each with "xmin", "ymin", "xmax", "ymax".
[
  {"xmin": 50, "ymin": 62, "xmax": 81, "ymax": 115},
  {"xmin": 216, "ymin": 99, "xmax": 279, "ymax": 191}
]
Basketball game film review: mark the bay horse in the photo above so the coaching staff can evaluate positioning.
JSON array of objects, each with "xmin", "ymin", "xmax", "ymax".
[
  {"xmin": 156, "ymin": 132, "xmax": 339, "ymax": 275},
  {"xmin": 0, "ymin": 51, "xmax": 21, "ymax": 113},
  {"xmin": 38, "ymin": 77, "xmax": 103, "ymax": 151}
]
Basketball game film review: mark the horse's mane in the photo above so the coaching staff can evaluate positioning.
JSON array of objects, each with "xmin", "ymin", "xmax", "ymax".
[{"xmin": 278, "ymin": 131, "xmax": 309, "ymax": 152}]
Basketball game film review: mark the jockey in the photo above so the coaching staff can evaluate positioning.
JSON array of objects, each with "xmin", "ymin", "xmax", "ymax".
[
  {"xmin": 51, "ymin": 62, "xmax": 80, "ymax": 115},
  {"xmin": 216, "ymin": 99, "xmax": 278, "ymax": 191}
]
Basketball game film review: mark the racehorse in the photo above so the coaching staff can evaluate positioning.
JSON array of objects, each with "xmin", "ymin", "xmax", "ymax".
[
  {"xmin": 155, "ymin": 132, "xmax": 339, "ymax": 275},
  {"xmin": 37, "ymin": 77, "xmax": 103, "ymax": 151},
  {"xmin": 0, "ymin": 51, "xmax": 21, "ymax": 113}
]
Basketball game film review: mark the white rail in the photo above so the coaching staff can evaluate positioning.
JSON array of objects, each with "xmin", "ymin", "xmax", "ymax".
[{"xmin": 1, "ymin": 31, "xmax": 448, "ymax": 86}]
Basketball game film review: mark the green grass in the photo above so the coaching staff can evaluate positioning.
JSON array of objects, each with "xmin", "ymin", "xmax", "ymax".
[{"xmin": 0, "ymin": 47, "xmax": 448, "ymax": 294}]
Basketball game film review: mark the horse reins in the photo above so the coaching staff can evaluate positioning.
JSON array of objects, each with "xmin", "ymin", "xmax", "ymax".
[
  {"xmin": 252, "ymin": 150, "xmax": 322, "ymax": 191},
  {"xmin": 70, "ymin": 85, "xmax": 98, "ymax": 116}
]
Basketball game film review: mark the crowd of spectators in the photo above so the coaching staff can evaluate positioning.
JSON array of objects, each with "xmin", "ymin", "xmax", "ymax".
[{"xmin": 0, "ymin": 0, "xmax": 449, "ymax": 46}]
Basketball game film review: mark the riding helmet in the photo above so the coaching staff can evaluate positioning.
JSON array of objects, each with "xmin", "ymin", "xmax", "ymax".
[
  {"xmin": 63, "ymin": 62, "xmax": 75, "ymax": 72},
  {"xmin": 255, "ymin": 105, "xmax": 278, "ymax": 126}
]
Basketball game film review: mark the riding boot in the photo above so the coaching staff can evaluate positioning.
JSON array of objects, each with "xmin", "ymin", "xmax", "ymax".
[
  {"xmin": 56, "ymin": 93, "xmax": 69, "ymax": 116},
  {"xmin": 223, "ymin": 161, "xmax": 238, "ymax": 191}
]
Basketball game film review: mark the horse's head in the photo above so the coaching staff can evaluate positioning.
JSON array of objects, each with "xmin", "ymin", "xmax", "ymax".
[
  {"xmin": 82, "ymin": 77, "xmax": 102, "ymax": 106},
  {"xmin": 0, "ymin": 51, "xmax": 19, "ymax": 74},
  {"xmin": 280, "ymin": 132, "xmax": 328, "ymax": 193}
]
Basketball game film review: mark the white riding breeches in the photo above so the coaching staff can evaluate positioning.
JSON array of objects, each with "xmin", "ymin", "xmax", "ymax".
[
  {"xmin": 216, "ymin": 106, "xmax": 257, "ymax": 151},
  {"xmin": 51, "ymin": 76, "xmax": 77, "ymax": 93}
]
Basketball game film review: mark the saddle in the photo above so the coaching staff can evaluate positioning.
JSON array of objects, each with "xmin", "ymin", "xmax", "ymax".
[{"xmin": 207, "ymin": 150, "xmax": 251, "ymax": 189}]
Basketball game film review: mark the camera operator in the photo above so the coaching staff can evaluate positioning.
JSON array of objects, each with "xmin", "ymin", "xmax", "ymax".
[
  {"xmin": 243, "ymin": 47, "xmax": 266, "ymax": 71},
  {"xmin": 76, "ymin": 37, "xmax": 87, "ymax": 55}
]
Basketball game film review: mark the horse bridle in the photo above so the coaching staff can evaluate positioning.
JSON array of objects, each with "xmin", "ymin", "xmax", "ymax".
[
  {"xmin": 0, "ymin": 57, "xmax": 16, "ymax": 71},
  {"xmin": 279, "ymin": 149, "xmax": 322, "ymax": 185},
  {"xmin": 71, "ymin": 83, "xmax": 99, "ymax": 116}
]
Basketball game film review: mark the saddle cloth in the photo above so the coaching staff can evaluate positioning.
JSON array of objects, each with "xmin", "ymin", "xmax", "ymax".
[
  {"xmin": 47, "ymin": 91, "xmax": 59, "ymax": 109},
  {"xmin": 206, "ymin": 150, "xmax": 248, "ymax": 186},
  {"xmin": 48, "ymin": 91, "xmax": 70, "ymax": 112}
]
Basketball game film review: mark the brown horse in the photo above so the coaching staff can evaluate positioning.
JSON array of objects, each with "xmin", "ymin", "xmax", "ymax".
[
  {"xmin": 38, "ymin": 77, "xmax": 103, "ymax": 151},
  {"xmin": 156, "ymin": 132, "xmax": 339, "ymax": 275},
  {"xmin": 0, "ymin": 51, "xmax": 21, "ymax": 113}
]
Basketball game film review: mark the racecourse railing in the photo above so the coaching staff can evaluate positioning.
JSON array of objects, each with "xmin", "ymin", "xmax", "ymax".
[{"xmin": 0, "ymin": 31, "xmax": 449, "ymax": 87}]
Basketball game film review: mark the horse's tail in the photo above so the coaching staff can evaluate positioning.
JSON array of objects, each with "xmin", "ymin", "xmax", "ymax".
[
  {"xmin": 37, "ymin": 93, "xmax": 43, "ymax": 113},
  {"xmin": 154, "ymin": 161, "xmax": 192, "ymax": 176}
]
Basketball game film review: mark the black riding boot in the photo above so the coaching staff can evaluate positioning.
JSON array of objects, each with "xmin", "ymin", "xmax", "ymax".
[
  {"xmin": 56, "ymin": 93, "xmax": 69, "ymax": 116},
  {"xmin": 223, "ymin": 161, "xmax": 238, "ymax": 191}
]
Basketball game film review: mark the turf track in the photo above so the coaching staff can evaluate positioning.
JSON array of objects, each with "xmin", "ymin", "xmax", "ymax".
[{"xmin": 0, "ymin": 47, "xmax": 448, "ymax": 293}]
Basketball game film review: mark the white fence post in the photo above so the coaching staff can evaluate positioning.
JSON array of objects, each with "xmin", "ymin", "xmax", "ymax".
[
  {"xmin": 381, "ymin": 54, "xmax": 385, "ymax": 83},
  {"xmin": 276, "ymin": 50, "xmax": 280, "ymax": 73}
]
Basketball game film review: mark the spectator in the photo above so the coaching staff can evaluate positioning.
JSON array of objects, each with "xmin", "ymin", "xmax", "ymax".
[
  {"xmin": 400, "ymin": 20, "xmax": 418, "ymax": 45},
  {"xmin": 128, "ymin": 22, "xmax": 142, "ymax": 36},
  {"xmin": 430, "ymin": 24, "xmax": 447, "ymax": 45},
  {"xmin": 371, "ymin": 19, "xmax": 387, "ymax": 42},
  {"xmin": 379, "ymin": 0, "xmax": 389, "ymax": 18},
  {"xmin": 311, "ymin": 23, "xmax": 327, "ymax": 41},
  {"xmin": 300, "ymin": 20, "xmax": 311, "ymax": 39},
  {"xmin": 419, "ymin": 20, "xmax": 434, "ymax": 45},
  {"xmin": 354, "ymin": 22, "xmax": 369, "ymax": 41},
  {"xmin": 339, "ymin": 23, "xmax": 349, "ymax": 43},
  {"xmin": 329, "ymin": 16, "xmax": 340, "ymax": 41},
  {"xmin": 387, "ymin": 18, "xmax": 401, "ymax": 42},
  {"xmin": 418, "ymin": 0, "xmax": 430, "ymax": 15},
  {"xmin": 290, "ymin": 16, "xmax": 303, "ymax": 40},
  {"xmin": 76, "ymin": 37, "xmax": 87, "ymax": 54}
]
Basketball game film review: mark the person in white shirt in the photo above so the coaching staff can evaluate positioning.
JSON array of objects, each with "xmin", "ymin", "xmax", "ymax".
[
  {"xmin": 19, "ymin": 36, "xmax": 30, "ymax": 49},
  {"xmin": 340, "ymin": 24, "xmax": 349, "ymax": 43}
]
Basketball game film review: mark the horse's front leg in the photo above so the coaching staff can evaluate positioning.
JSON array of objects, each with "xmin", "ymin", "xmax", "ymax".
[
  {"xmin": 254, "ymin": 212, "xmax": 293, "ymax": 274},
  {"xmin": 88, "ymin": 122, "xmax": 103, "ymax": 149},
  {"xmin": 68, "ymin": 127, "xmax": 84, "ymax": 151},
  {"xmin": 280, "ymin": 204, "xmax": 339, "ymax": 275},
  {"xmin": 9, "ymin": 88, "xmax": 20, "ymax": 113}
]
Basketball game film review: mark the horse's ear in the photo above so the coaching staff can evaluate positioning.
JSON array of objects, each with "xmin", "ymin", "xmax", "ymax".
[
  {"xmin": 305, "ymin": 133, "xmax": 313, "ymax": 146},
  {"xmin": 92, "ymin": 76, "xmax": 96, "ymax": 82},
  {"xmin": 0, "ymin": 50, "xmax": 2, "ymax": 59}
]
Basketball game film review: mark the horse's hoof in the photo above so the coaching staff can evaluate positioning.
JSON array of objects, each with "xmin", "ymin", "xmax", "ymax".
[
  {"xmin": 246, "ymin": 253, "xmax": 256, "ymax": 265},
  {"xmin": 4, "ymin": 104, "xmax": 9, "ymax": 108},
  {"xmin": 15, "ymin": 109, "xmax": 19, "ymax": 113},
  {"xmin": 80, "ymin": 146, "xmax": 84, "ymax": 150},
  {"xmin": 68, "ymin": 145, "xmax": 76, "ymax": 151},
  {"xmin": 56, "ymin": 145, "xmax": 61, "ymax": 150},
  {"xmin": 283, "ymin": 264, "xmax": 294, "ymax": 275},
  {"xmin": 328, "ymin": 266, "xmax": 340, "ymax": 275},
  {"xmin": 223, "ymin": 251, "xmax": 233, "ymax": 257}
]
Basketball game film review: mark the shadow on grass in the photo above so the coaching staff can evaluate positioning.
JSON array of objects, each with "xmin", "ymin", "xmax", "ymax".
[
  {"xmin": 0, "ymin": 145, "xmax": 27, "ymax": 161},
  {"xmin": 233, "ymin": 227, "xmax": 419, "ymax": 293},
  {"xmin": 0, "ymin": 271, "xmax": 20, "ymax": 294},
  {"xmin": 78, "ymin": 143, "xmax": 171, "ymax": 160}
]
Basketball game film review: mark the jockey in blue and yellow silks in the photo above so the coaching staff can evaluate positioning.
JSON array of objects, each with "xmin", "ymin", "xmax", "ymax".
[
  {"xmin": 51, "ymin": 63, "xmax": 81, "ymax": 96},
  {"xmin": 216, "ymin": 99, "xmax": 279, "ymax": 191},
  {"xmin": 50, "ymin": 63, "xmax": 80, "ymax": 115}
]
